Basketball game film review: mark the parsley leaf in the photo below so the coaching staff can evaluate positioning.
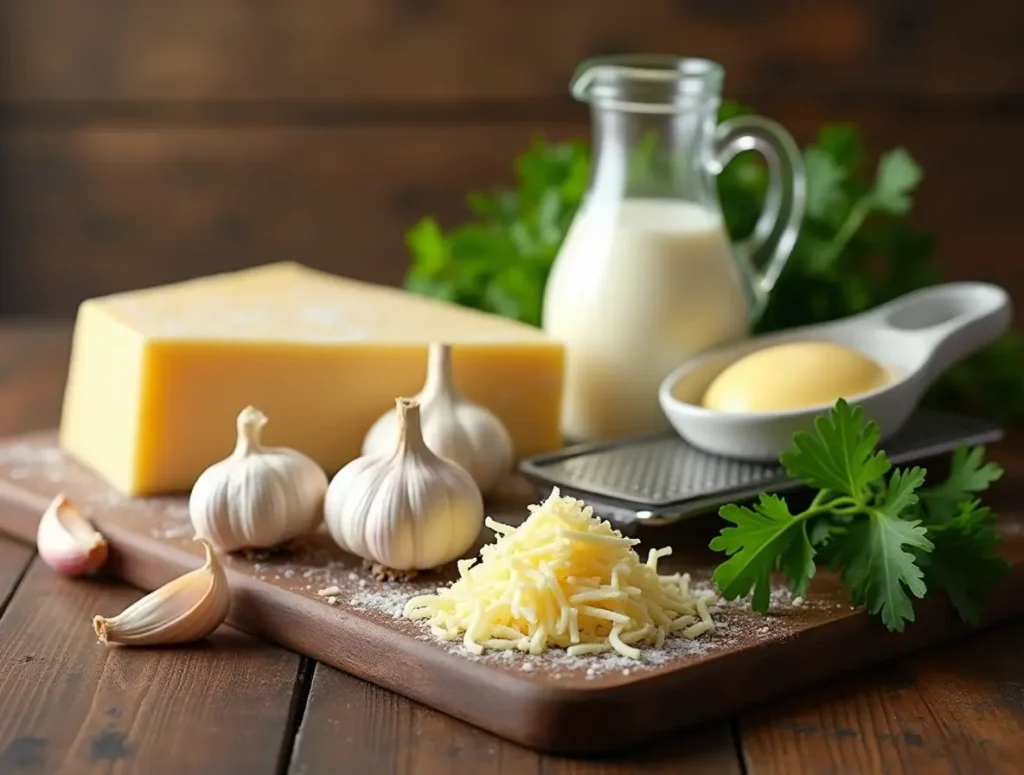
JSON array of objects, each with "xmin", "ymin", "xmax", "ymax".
[
  {"xmin": 920, "ymin": 446, "xmax": 1003, "ymax": 522},
  {"xmin": 804, "ymin": 147, "xmax": 846, "ymax": 220},
  {"xmin": 816, "ymin": 124, "xmax": 863, "ymax": 173},
  {"xmin": 780, "ymin": 399, "xmax": 890, "ymax": 497},
  {"xmin": 710, "ymin": 401, "xmax": 1005, "ymax": 634},
  {"xmin": 873, "ymin": 149, "xmax": 923, "ymax": 216},
  {"xmin": 835, "ymin": 509, "xmax": 932, "ymax": 632},
  {"xmin": 830, "ymin": 467, "xmax": 930, "ymax": 632},
  {"xmin": 711, "ymin": 495, "xmax": 815, "ymax": 611},
  {"xmin": 882, "ymin": 466, "xmax": 928, "ymax": 514},
  {"xmin": 919, "ymin": 501, "xmax": 1009, "ymax": 625}
]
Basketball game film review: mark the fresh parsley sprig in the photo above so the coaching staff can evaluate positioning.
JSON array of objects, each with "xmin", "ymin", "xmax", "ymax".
[{"xmin": 709, "ymin": 400, "xmax": 1008, "ymax": 632}]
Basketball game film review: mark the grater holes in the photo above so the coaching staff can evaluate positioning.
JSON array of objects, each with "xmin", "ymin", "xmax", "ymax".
[{"xmin": 522, "ymin": 411, "xmax": 1001, "ymax": 514}]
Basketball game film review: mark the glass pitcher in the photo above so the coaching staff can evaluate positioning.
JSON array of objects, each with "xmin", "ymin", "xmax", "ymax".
[{"xmin": 543, "ymin": 55, "xmax": 805, "ymax": 442}]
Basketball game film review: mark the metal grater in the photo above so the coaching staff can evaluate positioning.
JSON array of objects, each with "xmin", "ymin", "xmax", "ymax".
[{"xmin": 519, "ymin": 409, "xmax": 1003, "ymax": 526}]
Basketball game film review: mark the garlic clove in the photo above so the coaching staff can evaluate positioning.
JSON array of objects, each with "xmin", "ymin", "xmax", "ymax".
[
  {"xmin": 362, "ymin": 343, "xmax": 514, "ymax": 495},
  {"xmin": 93, "ymin": 537, "xmax": 230, "ymax": 646},
  {"xmin": 189, "ymin": 406, "xmax": 328, "ymax": 552},
  {"xmin": 329, "ymin": 397, "xmax": 484, "ymax": 572},
  {"xmin": 36, "ymin": 494, "xmax": 108, "ymax": 576}
]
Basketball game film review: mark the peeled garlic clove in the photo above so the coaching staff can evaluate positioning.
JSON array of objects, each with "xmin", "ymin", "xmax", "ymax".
[
  {"xmin": 189, "ymin": 406, "xmax": 328, "ymax": 552},
  {"xmin": 36, "ymin": 494, "xmax": 108, "ymax": 576},
  {"xmin": 93, "ymin": 537, "xmax": 229, "ymax": 646},
  {"xmin": 329, "ymin": 397, "xmax": 484, "ymax": 571},
  {"xmin": 363, "ymin": 343, "xmax": 514, "ymax": 495}
]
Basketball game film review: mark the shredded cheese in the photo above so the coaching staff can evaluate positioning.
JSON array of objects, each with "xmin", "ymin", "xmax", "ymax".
[{"xmin": 403, "ymin": 488, "xmax": 717, "ymax": 660}]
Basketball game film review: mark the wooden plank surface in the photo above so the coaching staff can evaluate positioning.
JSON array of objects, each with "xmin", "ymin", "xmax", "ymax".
[
  {"xmin": 289, "ymin": 664, "xmax": 742, "ymax": 774},
  {"xmin": 1, "ymin": 0, "xmax": 1021, "ymax": 102},
  {"xmin": 0, "ymin": 324, "xmax": 71, "ymax": 431},
  {"xmin": 0, "ymin": 534, "xmax": 33, "ymax": 614},
  {"xmin": 2, "ymin": 429, "xmax": 1024, "ymax": 754},
  {"xmin": 0, "ymin": 324, "xmax": 306, "ymax": 775},
  {"xmin": 3, "ymin": 103, "xmax": 1023, "ymax": 316},
  {"xmin": 2, "ymin": 323, "xmax": 1023, "ymax": 770},
  {"xmin": 0, "ymin": 556, "xmax": 306, "ymax": 775},
  {"xmin": 738, "ymin": 619, "xmax": 1024, "ymax": 774}
]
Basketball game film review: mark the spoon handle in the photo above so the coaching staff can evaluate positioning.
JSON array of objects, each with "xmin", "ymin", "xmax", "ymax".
[{"xmin": 862, "ymin": 283, "xmax": 1012, "ymax": 379}]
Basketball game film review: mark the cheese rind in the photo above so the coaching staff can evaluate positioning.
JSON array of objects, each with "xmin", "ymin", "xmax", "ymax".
[{"xmin": 59, "ymin": 263, "xmax": 564, "ymax": 495}]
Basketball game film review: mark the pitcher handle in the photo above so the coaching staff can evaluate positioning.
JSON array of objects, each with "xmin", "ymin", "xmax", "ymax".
[{"xmin": 710, "ymin": 115, "xmax": 806, "ymax": 322}]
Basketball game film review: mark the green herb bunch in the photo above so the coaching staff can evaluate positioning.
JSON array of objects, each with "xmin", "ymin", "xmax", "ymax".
[
  {"xmin": 710, "ymin": 399, "xmax": 1008, "ymax": 632},
  {"xmin": 404, "ymin": 102, "xmax": 1024, "ymax": 424}
]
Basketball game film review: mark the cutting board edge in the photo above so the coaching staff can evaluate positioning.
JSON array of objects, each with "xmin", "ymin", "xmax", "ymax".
[{"xmin": 2, "ymin": 431, "xmax": 1024, "ymax": 755}]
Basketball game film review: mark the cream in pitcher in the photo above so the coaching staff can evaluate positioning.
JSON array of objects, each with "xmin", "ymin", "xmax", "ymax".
[
  {"xmin": 543, "ymin": 56, "xmax": 806, "ymax": 441},
  {"xmin": 546, "ymin": 199, "xmax": 749, "ymax": 440}
]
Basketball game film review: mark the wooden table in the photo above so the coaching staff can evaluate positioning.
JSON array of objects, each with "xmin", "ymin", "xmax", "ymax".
[{"xmin": 1, "ymin": 322, "xmax": 1022, "ymax": 775}]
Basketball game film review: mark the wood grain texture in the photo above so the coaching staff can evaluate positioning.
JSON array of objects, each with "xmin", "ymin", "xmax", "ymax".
[
  {"xmin": 2, "ymin": 103, "xmax": 1023, "ymax": 316},
  {"xmin": 0, "ymin": 323, "xmax": 71, "ymax": 431},
  {"xmin": 0, "ymin": 121, "xmax": 573, "ymax": 315},
  {"xmin": 0, "ymin": 534, "xmax": 33, "ymax": 614},
  {"xmin": 2, "ymin": 430, "xmax": 1024, "ymax": 754},
  {"xmin": 910, "ymin": 620, "xmax": 1024, "ymax": 772},
  {"xmin": 0, "ymin": 557, "xmax": 304, "ymax": 775},
  {"xmin": 737, "ymin": 620, "xmax": 1024, "ymax": 775},
  {"xmin": 1, "ymin": 0, "xmax": 1022, "ymax": 103},
  {"xmin": 289, "ymin": 663, "xmax": 742, "ymax": 775},
  {"xmin": 0, "ymin": 322, "xmax": 1020, "ymax": 767}
]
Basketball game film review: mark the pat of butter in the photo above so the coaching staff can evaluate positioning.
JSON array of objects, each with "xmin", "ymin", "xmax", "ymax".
[
  {"xmin": 59, "ymin": 263, "xmax": 564, "ymax": 495},
  {"xmin": 702, "ymin": 341, "xmax": 887, "ymax": 413}
]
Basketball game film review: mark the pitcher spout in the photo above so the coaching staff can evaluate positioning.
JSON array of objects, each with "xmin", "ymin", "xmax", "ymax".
[{"xmin": 570, "ymin": 55, "xmax": 724, "ymax": 114}]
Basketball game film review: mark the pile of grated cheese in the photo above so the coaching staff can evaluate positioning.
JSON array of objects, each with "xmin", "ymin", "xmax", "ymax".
[{"xmin": 403, "ymin": 487, "xmax": 717, "ymax": 659}]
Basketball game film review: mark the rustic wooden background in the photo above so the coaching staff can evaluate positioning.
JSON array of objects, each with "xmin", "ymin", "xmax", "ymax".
[{"xmin": 1, "ymin": 0, "xmax": 1022, "ymax": 316}]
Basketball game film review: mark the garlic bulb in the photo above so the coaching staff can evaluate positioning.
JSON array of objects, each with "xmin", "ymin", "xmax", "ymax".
[
  {"xmin": 36, "ymin": 494, "xmax": 108, "ymax": 576},
  {"xmin": 362, "ymin": 343, "xmax": 514, "ymax": 495},
  {"xmin": 93, "ymin": 537, "xmax": 229, "ymax": 646},
  {"xmin": 327, "ymin": 397, "xmax": 484, "ymax": 571},
  {"xmin": 189, "ymin": 406, "xmax": 328, "ymax": 552}
]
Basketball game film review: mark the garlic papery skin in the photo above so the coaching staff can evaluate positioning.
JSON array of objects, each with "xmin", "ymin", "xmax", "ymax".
[
  {"xmin": 189, "ymin": 406, "xmax": 328, "ymax": 552},
  {"xmin": 93, "ymin": 537, "xmax": 229, "ymax": 646},
  {"xmin": 36, "ymin": 494, "xmax": 108, "ymax": 576},
  {"xmin": 328, "ymin": 397, "xmax": 484, "ymax": 571},
  {"xmin": 362, "ymin": 343, "xmax": 514, "ymax": 496}
]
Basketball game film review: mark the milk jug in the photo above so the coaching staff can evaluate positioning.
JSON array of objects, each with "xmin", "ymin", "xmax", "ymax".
[{"xmin": 543, "ymin": 56, "xmax": 806, "ymax": 441}]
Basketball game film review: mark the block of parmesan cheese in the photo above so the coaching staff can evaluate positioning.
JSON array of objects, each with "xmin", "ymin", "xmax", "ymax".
[{"xmin": 59, "ymin": 263, "xmax": 564, "ymax": 495}]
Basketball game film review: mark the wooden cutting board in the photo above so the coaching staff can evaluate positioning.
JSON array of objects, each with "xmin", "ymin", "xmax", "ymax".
[{"xmin": 1, "ymin": 432, "xmax": 1023, "ymax": 755}]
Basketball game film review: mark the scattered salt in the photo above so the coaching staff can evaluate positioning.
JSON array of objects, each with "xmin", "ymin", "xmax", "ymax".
[
  {"xmin": 151, "ymin": 523, "xmax": 194, "ymax": 540},
  {"xmin": 0, "ymin": 439, "xmax": 838, "ymax": 681},
  {"xmin": 349, "ymin": 587, "xmax": 414, "ymax": 618}
]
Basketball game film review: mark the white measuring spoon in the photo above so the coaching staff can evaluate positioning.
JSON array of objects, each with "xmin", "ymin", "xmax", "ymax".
[{"xmin": 658, "ymin": 282, "xmax": 1012, "ymax": 460}]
